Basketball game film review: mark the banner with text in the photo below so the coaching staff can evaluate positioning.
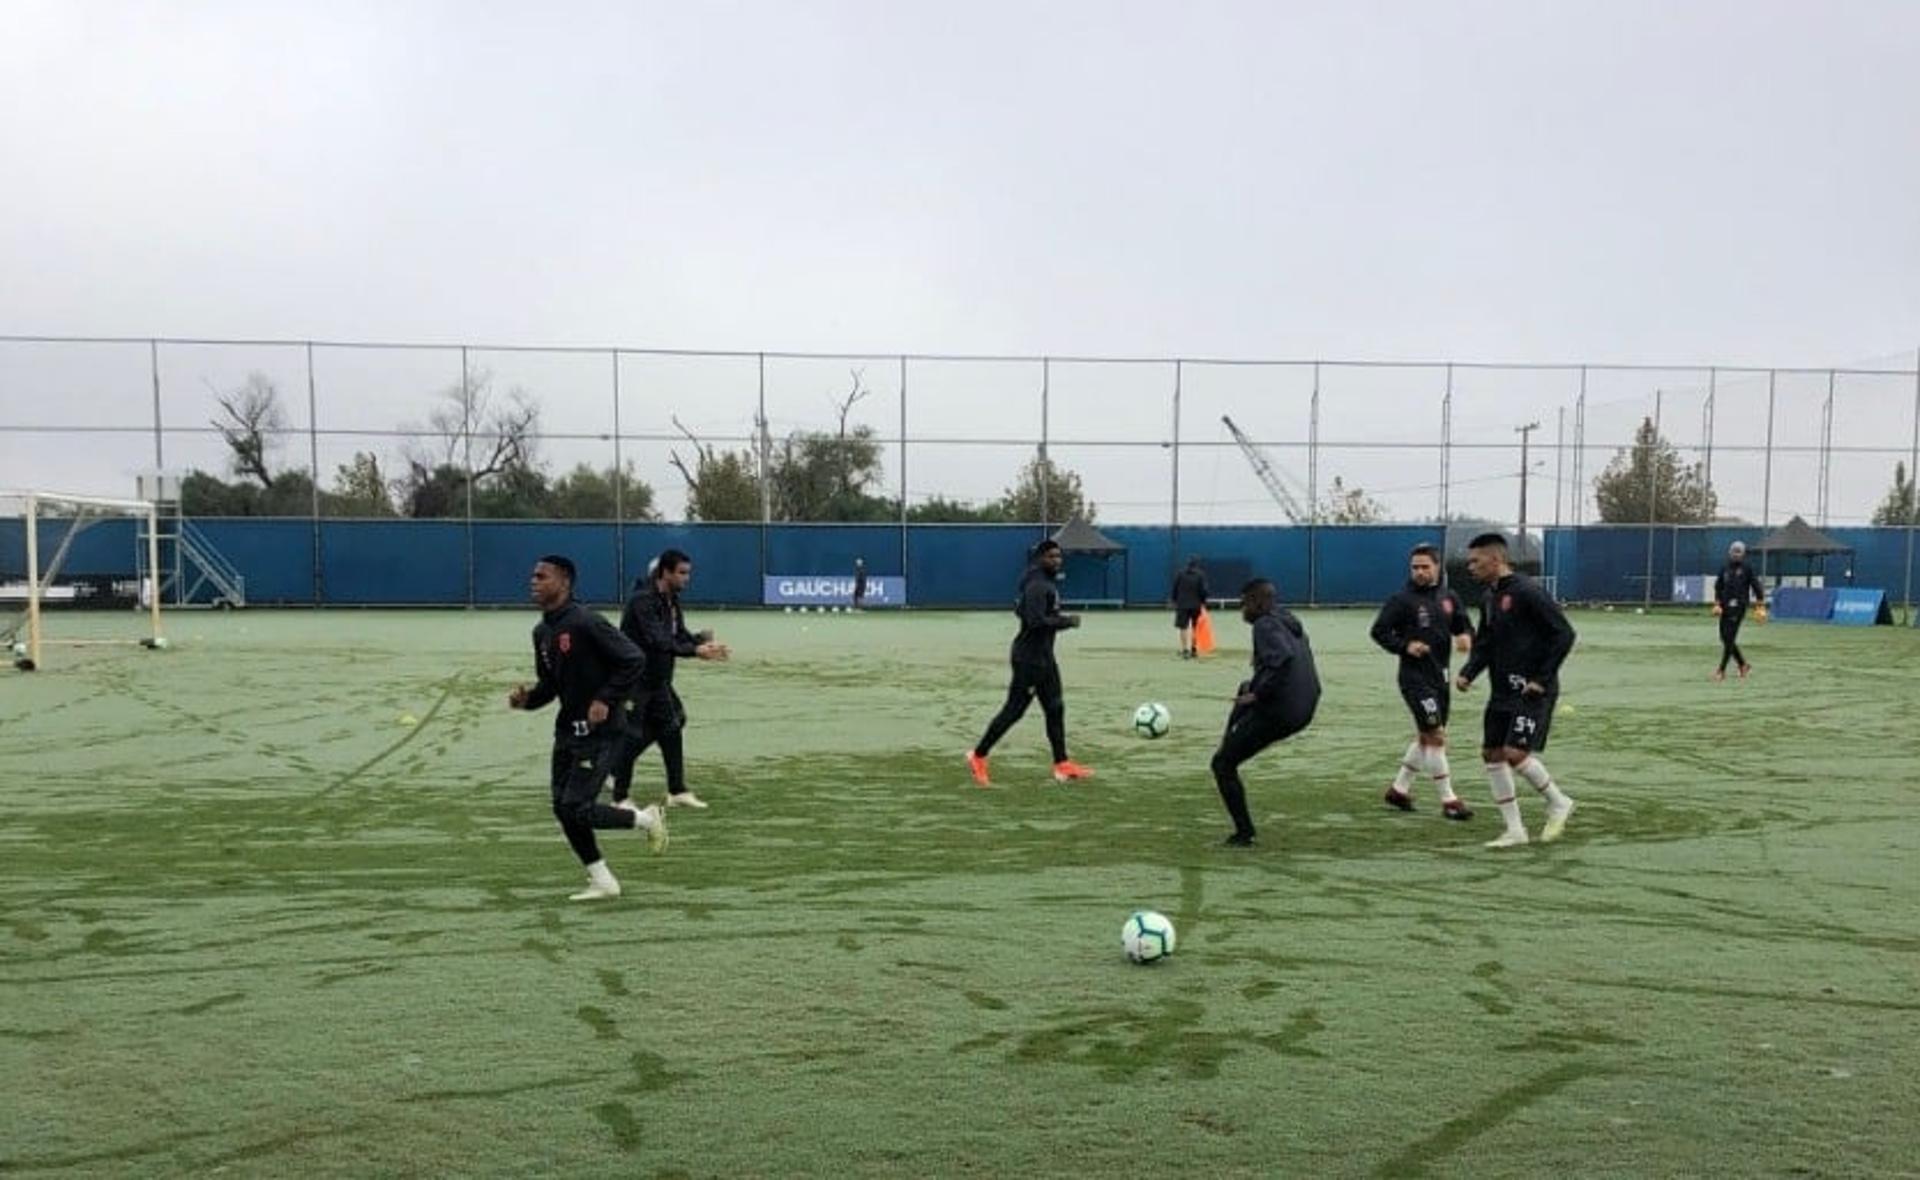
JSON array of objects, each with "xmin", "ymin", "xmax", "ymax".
[{"xmin": 763, "ymin": 575, "xmax": 905, "ymax": 608}]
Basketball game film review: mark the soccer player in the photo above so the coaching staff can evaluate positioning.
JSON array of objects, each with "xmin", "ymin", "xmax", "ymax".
[
  {"xmin": 1711, "ymin": 540, "xmax": 1765, "ymax": 681},
  {"xmin": 509, "ymin": 555, "xmax": 666, "ymax": 901},
  {"xmin": 1208, "ymin": 578, "xmax": 1321, "ymax": 846},
  {"xmin": 1370, "ymin": 543, "xmax": 1474, "ymax": 820},
  {"xmin": 611, "ymin": 548, "xmax": 730, "ymax": 811},
  {"xmin": 967, "ymin": 539, "xmax": 1095, "ymax": 786},
  {"xmin": 1454, "ymin": 533, "xmax": 1577, "ymax": 849},
  {"xmin": 1169, "ymin": 556, "xmax": 1209, "ymax": 659},
  {"xmin": 852, "ymin": 557, "xmax": 868, "ymax": 611}
]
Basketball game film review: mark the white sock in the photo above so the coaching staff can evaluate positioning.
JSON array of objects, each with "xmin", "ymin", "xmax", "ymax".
[
  {"xmin": 1486, "ymin": 763, "xmax": 1523, "ymax": 832},
  {"xmin": 1516, "ymin": 757, "xmax": 1572, "ymax": 811},
  {"xmin": 586, "ymin": 859, "xmax": 617, "ymax": 889},
  {"xmin": 1428, "ymin": 747, "xmax": 1458, "ymax": 803},
  {"xmin": 1392, "ymin": 742, "xmax": 1422, "ymax": 793}
]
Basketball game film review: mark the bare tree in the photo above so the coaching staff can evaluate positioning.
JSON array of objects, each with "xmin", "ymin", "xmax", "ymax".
[
  {"xmin": 412, "ymin": 367, "xmax": 542, "ymax": 480},
  {"xmin": 668, "ymin": 415, "xmax": 761, "ymax": 521},
  {"xmin": 210, "ymin": 373, "xmax": 288, "ymax": 489}
]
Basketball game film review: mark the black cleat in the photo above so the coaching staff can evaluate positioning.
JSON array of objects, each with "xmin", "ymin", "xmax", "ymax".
[
  {"xmin": 1221, "ymin": 832, "xmax": 1256, "ymax": 848},
  {"xmin": 1441, "ymin": 799, "xmax": 1475, "ymax": 822},
  {"xmin": 1384, "ymin": 787, "xmax": 1415, "ymax": 813}
]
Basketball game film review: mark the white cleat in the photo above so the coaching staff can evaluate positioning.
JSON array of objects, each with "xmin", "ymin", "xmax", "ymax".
[
  {"xmin": 1540, "ymin": 799, "xmax": 1576, "ymax": 844},
  {"xmin": 666, "ymin": 791, "xmax": 709, "ymax": 810},
  {"xmin": 570, "ymin": 861, "xmax": 621, "ymax": 901},
  {"xmin": 618, "ymin": 800, "xmax": 669, "ymax": 854},
  {"xmin": 1484, "ymin": 828, "xmax": 1531, "ymax": 850}
]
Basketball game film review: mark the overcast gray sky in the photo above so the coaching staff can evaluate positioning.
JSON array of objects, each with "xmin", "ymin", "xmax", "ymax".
[{"xmin": 4, "ymin": 0, "xmax": 1918, "ymax": 523}]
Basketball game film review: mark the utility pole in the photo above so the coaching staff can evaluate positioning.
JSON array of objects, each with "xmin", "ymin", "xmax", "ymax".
[{"xmin": 1516, "ymin": 420, "xmax": 1541, "ymax": 539}]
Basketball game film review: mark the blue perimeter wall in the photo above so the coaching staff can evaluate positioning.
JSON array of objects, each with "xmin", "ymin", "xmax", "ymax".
[{"xmin": 4, "ymin": 518, "xmax": 1916, "ymax": 609}]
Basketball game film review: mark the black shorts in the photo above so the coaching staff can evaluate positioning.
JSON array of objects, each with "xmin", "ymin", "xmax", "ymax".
[
  {"xmin": 1483, "ymin": 693, "xmax": 1555, "ymax": 753},
  {"xmin": 1399, "ymin": 679, "xmax": 1450, "ymax": 733},
  {"xmin": 551, "ymin": 734, "xmax": 622, "ymax": 803},
  {"xmin": 1174, "ymin": 608, "xmax": 1201, "ymax": 629}
]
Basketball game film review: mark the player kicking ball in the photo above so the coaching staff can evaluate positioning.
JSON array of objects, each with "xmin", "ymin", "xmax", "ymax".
[
  {"xmin": 1454, "ymin": 533, "xmax": 1577, "ymax": 849},
  {"xmin": 1369, "ymin": 543, "xmax": 1474, "ymax": 820}
]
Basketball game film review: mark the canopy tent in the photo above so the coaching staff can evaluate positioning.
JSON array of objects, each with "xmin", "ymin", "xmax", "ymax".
[
  {"xmin": 1049, "ymin": 517, "xmax": 1129, "ymax": 606},
  {"xmin": 1752, "ymin": 515, "xmax": 1853, "ymax": 585}
]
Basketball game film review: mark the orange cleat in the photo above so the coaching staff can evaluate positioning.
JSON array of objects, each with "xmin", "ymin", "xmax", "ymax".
[
  {"xmin": 967, "ymin": 750, "xmax": 992, "ymax": 787},
  {"xmin": 1052, "ymin": 759, "xmax": 1095, "ymax": 783}
]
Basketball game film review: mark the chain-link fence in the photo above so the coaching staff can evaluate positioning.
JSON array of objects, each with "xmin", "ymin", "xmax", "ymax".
[{"xmin": 4, "ymin": 335, "xmax": 1917, "ymax": 609}]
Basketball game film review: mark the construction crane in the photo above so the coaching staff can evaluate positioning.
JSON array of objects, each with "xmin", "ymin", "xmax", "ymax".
[{"xmin": 1220, "ymin": 415, "xmax": 1311, "ymax": 524}]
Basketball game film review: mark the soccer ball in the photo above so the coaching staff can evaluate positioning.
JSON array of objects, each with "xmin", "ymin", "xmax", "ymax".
[
  {"xmin": 1132, "ymin": 702, "xmax": 1171, "ymax": 739},
  {"xmin": 8, "ymin": 641, "xmax": 25, "ymax": 660},
  {"xmin": 1122, "ymin": 910, "xmax": 1176, "ymax": 963}
]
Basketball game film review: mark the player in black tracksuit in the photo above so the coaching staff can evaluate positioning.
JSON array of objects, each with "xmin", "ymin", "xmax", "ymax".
[
  {"xmin": 509, "ymin": 554, "xmax": 665, "ymax": 901},
  {"xmin": 1370, "ymin": 543, "xmax": 1476, "ymax": 820},
  {"xmin": 1170, "ymin": 557, "xmax": 1209, "ymax": 659},
  {"xmin": 1455, "ymin": 533, "xmax": 1577, "ymax": 848},
  {"xmin": 611, "ymin": 548, "xmax": 729, "ymax": 811},
  {"xmin": 967, "ymin": 540, "xmax": 1094, "ymax": 785},
  {"xmin": 1711, "ymin": 540, "xmax": 1765, "ymax": 680},
  {"xmin": 1209, "ymin": 578, "xmax": 1321, "ymax": 846}
]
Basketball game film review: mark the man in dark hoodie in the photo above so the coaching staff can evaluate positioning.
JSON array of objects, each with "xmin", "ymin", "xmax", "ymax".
[
  {"xmin": 1370, "ymin": 543, "xmax": 1475, "ymax": 820},
  {"xmin": 1208, "ymin": 578, "xmax": 1321, "ymax": 847},
  {"xmin": 1455, "ymin": 533, "xmax": 1578, "ymax": 849},
  {"xmin": 967, "ymin": 539, "xmax": 1095, "ymax": 786},
  {"xmin": 1711, "ymin": 540, "xmax": 1765, "ymax": 681},
  {"xmin": 610, "ymin": 548, "xmax": 730, "ymax": 812},
  {"xmin": 1170, "ymin": 556, "xmax": 1209, "ymax": 659},
  {"xmin": 509, "ymin": 555, "xmax": 666, "ymax": 901}
]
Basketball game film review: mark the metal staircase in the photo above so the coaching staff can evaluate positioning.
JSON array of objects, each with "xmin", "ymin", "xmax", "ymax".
[{"xmin": 139, "ymin": 510, "xmax": 247, "ymax": 608}]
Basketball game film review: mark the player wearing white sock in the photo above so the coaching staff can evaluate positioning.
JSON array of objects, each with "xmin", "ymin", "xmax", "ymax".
[
  {"xmin": 1370, "ymin": 544, "xmax": 1475, "ymax": 822},
  {"xmin": 1454, "ymin": 532, "xmax": 1578, "ymax": 848}
]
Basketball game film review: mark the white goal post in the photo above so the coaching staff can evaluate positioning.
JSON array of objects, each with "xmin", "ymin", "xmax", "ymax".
[{"xmin": 1, "ymin": 490, "xmax": 164, "ymax": 671}]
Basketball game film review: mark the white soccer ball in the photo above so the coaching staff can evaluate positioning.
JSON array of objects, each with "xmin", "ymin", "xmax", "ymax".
[
  {"xmin": 1122, "ymin": 910, "xmax": 1176, "ymax": 964},
  {"xmin": 8, "ymin": 641, "xmax": 25, "ymax": 659},
  {"xmin": 1132, "ymin": 702, "xmax": 1171, "ymax": 739}
]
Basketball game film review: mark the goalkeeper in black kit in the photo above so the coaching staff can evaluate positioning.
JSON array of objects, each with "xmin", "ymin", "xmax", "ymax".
[
  {"xmin": 1711, "ymin": 540, "xmax": 1765, "ymax": 681},
  {"xmin": 509, "ymin": 555, "xmax": 666, "ymax": 901},
  {"xmin": 1454, "ymin": 534, "xmax": 1577, "ymax": 849}
]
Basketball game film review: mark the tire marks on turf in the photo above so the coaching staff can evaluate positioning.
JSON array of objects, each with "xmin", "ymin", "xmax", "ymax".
[
  {"xmin": 317, "ymin": 676, "xmax": 460, "ymax": 795},
  {"xmin": 1370, "ymin": 1062, "xmax": 1612, "ymax": 1178}
]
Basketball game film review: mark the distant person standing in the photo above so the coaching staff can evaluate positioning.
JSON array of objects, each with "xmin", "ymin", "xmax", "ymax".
[
  {"xmin": 852, "ymin": 557, "xmax": 868, "ymax": 611},
  {"xmin": 508, "ymin": 555, "xmax": 666, "ymax": 901},
  {"xmin": 1455, "ymin": 533, "xmax": 1577, "ymax": 849},
  {"xmin": 1169, "ymin": 556, "xmax": 1209, "ymax": 659},
  {"xmin": 967, "ymin": 540, "xmax": 1095, "ymax": 786},
  {"xmin": 1208, "ymin": 578, "xmax": 1321, "ymax": 847},
  {"xmin": 1711, "ymin": 540, "xmax": 1765, "ymax": 681}
]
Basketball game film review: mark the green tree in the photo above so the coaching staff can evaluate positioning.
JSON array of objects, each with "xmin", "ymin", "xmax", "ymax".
[
  {"xmin": 908, "ymin": 496, "xmax": 1009, "ymax": 523},
  {"xmin": 768, "ymin": 428, "xmax": 890, "ymax": 520},
  {"xmin": 1000, "ymin": 454, "xmax": 1093, "ymax": 525},
  {"xmin": 329, "ymin": 452, "xmax": 396, "ymax": 517},
  {"xmin": 549, "ymin": 462, "xmax": 659, "ymax": 521},
  {"xmin": 1593, "ymin": 417, "xmax": 1718, "ymax": 524},
  {"xmin": 1871, "ymin": 461, "xmax": 1916, "ymax": 526}
]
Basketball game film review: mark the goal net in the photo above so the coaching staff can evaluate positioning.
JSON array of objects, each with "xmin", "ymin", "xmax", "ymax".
[{"xmin": 0, "ymin": 490, "xmax": 164, "ymax": 671}]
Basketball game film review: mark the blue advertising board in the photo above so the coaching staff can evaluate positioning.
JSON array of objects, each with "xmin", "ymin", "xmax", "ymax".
[
  {"xmin": 763, "ymin": 575, "xmax": 906, "ymax": 607},
  {"xmin": 1831, "ymin": 588, "xmax": 1890, "ymax": 626}
]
